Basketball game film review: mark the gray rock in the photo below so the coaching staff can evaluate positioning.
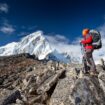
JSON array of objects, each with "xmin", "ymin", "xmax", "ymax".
[
  {"xmin": 96, "ymin": 65, "xmax": 104, "ymax": 73},
  {"xmin": 98, "ymin": 71, "xmax": 105, "ymax": 93},
  {"xmin": 50, "ymin": 74, "xmax": 105, "ymax": 105},
  {"xmin": 50, "ymin": 76, "xmax": 76, "ymax": 105},
  {"xmin": 0, "ymin": 89, "xmax": 22, "ymax": 105},
  {"xmin": 28, "ymin": 93, "xmax": 47, "ymax": 105},
  {"xmin": 69, "ymin": 77, "xmax": 105, "ymax": 105},
  {"xmin": 26, "ymin": 66, "xmax": 33, "ymax": 72},
  {"xmin": 0, "ymin": 77, "xmax": 4, "ymax": 85},
  {"xmin": 37, "ymin": 69, "xmax": 65, "ymax": 95}
]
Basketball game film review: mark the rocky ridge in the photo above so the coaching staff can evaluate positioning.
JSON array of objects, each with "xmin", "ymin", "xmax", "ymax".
[{"xmin": 0, "ymin": 53, "xmax": 105, "ymax": 105}]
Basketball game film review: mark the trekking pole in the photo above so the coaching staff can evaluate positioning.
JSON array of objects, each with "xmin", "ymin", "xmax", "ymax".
[
  {"xmin": 80, "ymin": 43, "xmax": 84, "ymax": 56},
  {"xmin": 80, "ymin": 43, "xmax": 87, "ymax": 73}
]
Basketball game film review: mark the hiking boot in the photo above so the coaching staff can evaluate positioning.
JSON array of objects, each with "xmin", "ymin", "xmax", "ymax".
[{"xmin": 83, "ymin": 69, "xmax": 90, "ymax": 75}]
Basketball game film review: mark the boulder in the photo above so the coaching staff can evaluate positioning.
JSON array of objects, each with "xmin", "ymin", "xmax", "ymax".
[
  {"xmin": 50, "ymin": 70, "xmax": 105, "ymax": 105},
  {"xmin": 37, "ymin": 69, "xmax": 65, "ymax": 95},
  {"xmin": 0, "ymin": 89, "xmax": 22, "ymax": 105},
  {"xmin": 98, "ymin": 71, "xmax": 105, "ymax": 93},
  {"xmin": 0, "ymin": 77, "xmax": 4, "ymax": 85}
]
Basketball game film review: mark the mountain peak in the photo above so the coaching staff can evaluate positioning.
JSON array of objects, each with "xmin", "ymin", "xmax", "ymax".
[
  {"xmin": 0, "ymin": 31, "xmax": 70, "ymax": 63},
  {"xmin": 0, "ymin": 31, "xmax": 52, "ymax": 59}
]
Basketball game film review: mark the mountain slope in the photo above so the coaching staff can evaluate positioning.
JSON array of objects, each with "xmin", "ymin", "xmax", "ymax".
[
  {"xmin": 0, "ymin": 53, "xmax": 105, "ymax": 105},
  {"xmin": 0, "ymin": 42, "xmax": 17, "ymax": 56},
  {"xmin": 0, "ymin": 31, "xmax": 69, "ymax": 62},
  {"xmin": 0, "ymin": 31, "xmax": 52, "ymax": 59}
]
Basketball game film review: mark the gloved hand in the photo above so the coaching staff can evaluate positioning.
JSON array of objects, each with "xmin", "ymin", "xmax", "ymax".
[
  {"xmin": 80, "ymin": 40, "xmax": 83, "ymax": 44},
  {"xmin": 80, "ymin": 40, "xmax": 85, "ymax": 44}
]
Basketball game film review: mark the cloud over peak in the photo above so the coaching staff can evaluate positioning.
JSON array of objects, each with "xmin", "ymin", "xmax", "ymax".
[
  {"xmin": 45, "ymin": 34, "xmax": 81, "ymax": 57},
  {"xmin": 0, "ymin": 23, "xmax": 15, "ymax": 34},
  {"xmin": 0, "ymin": 26, "xmax": 15, "ymax": 34}
]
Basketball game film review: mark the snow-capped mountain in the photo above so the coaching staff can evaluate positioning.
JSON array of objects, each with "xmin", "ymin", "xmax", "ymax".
[
  {"xmin": 0, "ymin": 31, "xmax": 70, "ymax": 63},
  {"xmin": 0, "ymin": 30, "xmax": 104, "ymax": 64}
]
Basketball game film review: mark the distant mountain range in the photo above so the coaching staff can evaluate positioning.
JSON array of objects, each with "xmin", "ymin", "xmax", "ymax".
[{"xmin": 0, "ymin": 31, "xmax": 75, "ymax": 63}]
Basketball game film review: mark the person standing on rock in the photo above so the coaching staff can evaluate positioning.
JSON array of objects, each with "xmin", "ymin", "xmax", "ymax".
[{"xmin": 80, "ymin": 28, "xmax": 97, "ymax": 75}]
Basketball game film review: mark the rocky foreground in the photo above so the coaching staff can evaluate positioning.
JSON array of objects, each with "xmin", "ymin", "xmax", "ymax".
[{"xmin": 0, "ymin": 54, "xmax": 105, "ymax": 105}]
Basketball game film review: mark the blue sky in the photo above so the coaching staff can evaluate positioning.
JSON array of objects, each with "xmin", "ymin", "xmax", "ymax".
[{"xmin": 0, "ymin": 0, "xmax": 105, "ymax": 46}]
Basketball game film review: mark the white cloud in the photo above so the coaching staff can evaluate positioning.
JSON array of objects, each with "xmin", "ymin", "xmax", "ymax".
[
  {"xmin": 0, "ymin": 26, "xmax": 15, "ymax": 34},
  {"xmin": 45, "ymin": 34, "xmax": 82, "ymax": 63},
  {"xmin": 93, "ymin": 24, "xmax": 105, "ymax": 64},
  {"xmin": 0, "ymin": 23, "xmax": 15, "ymax": 34},
  {"xmin": 45, "ymin": 26, "xmax": 105, "ymax": 64},
  {"xmin": 97, "ymin": 24, "xmax": 105, "ymax": 37},
  {"xmin": 0, "ymin": 3, "xmax": 8, "ymax": 13}
]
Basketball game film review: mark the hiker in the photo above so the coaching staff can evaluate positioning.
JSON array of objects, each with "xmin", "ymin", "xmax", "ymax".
[{"xmin": 80, "ymin": 28, "xmax": 97, "ymax": 75}]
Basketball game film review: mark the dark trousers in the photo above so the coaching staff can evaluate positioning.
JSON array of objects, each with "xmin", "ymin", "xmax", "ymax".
[{"xmin": 83, "ymin": 49, "xmax": 96, "ymax": 72}]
